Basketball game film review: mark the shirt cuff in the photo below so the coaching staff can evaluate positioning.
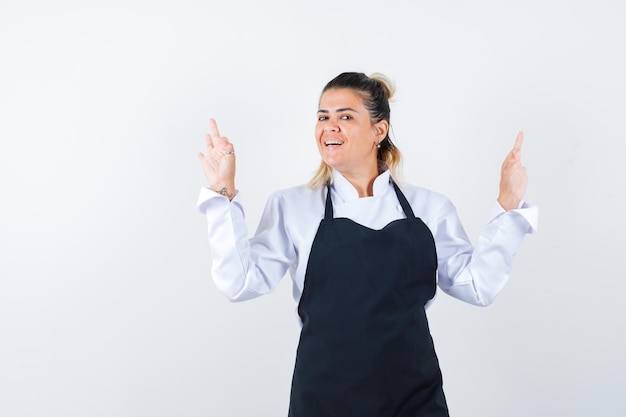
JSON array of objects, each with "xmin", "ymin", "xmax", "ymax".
[
  {"xmin": 196, "ymin": 187, "xmax": 240, "ymax": 213},
  {"xmin": 490, "ymin": 199, "xmax": 539, "ymax": 234}
]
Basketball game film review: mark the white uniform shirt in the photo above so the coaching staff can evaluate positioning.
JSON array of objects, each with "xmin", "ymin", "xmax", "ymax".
[{"xmin": 197, "ymin": 170, "xmax": 538, "ymax": 308}]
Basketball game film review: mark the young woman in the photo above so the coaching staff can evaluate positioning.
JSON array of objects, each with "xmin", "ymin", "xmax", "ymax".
[{"xmin": 197, "ymin": 72, "xmax": 537, "ymax": 416}]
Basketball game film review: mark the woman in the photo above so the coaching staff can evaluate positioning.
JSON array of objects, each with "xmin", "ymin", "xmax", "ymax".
[{"xmin": 197, "ymin": 72, "xmax": 537, "ymax": 416}]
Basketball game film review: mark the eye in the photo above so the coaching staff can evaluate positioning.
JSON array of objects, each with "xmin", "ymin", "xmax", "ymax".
[
  {"xmin": 340, "ymin": 115, "xmax": 353, "ymax": 120},
  {"xmin": 318, "ymin": 115, "xmax": 328, "ymax": 121}
]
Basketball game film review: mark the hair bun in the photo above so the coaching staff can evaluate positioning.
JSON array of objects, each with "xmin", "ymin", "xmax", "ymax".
[{"xmin": 369, "ymin": 72, "xmax": 396, "ymax": 101}]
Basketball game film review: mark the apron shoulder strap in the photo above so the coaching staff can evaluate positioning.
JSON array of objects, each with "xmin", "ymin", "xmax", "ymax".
[
  {"xmin": 391, "ymin": 180, "xmax": 417, "ymax": 219},
  {"xmin": 324, "ymin": 182, "xmax": 334, "ymax": 220}
]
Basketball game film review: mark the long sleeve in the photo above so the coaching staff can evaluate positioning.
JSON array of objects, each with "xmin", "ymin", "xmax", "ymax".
[
  {"xmin": 434, "ymin": 197, "xmax": 538, "ymax": 306},
  {"xmin": 197, "ymin": 170, "xmax": 538, "ymax": 309},
  {"xmin": 197, "ymin": 188, "xmax": 297, "ymax": 302}
]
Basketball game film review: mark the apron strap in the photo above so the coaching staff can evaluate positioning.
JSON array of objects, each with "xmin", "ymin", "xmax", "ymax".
[
  {"xmin": 391, "ymin": 179, "xmax": 417, "ymax": 219},
  {"xmin": 324, "ymin": 182, "xmax": 334, "ymax": 220}
]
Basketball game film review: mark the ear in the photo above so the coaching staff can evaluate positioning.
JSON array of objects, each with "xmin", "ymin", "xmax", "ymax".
[{"xmin": 374, "ymin": 120, "xmax": 389, "ymax": 138}]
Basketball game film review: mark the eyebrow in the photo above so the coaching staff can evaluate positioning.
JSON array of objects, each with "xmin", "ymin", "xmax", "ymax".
[{"xmin": 317, "ymin": 107, "xmax": 358, "ymax": 113}]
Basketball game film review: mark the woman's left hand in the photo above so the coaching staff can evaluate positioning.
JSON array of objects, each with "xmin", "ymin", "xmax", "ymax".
[{"xmin": 498, "ymin": 132, "xmax": 528, "ymax": 211}]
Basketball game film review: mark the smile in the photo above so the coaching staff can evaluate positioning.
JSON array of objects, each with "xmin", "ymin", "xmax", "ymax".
[{"xmin": 324, "ymin": 141, "xmax": 343, "ymax": 146}]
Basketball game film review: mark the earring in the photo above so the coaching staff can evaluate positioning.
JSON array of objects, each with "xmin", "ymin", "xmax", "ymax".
[{"xmin": 376, "ymin": 142, "xmax": 381, "ymax": 149}]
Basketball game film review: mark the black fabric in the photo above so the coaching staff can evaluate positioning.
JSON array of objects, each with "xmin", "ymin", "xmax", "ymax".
[{"xmin": 288, "ymin": 181, "xmax": 449, "ymax": 417}]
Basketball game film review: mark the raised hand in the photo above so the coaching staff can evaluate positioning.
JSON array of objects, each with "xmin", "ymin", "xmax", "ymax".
[
  {"xmin": 198, "ymin": 118, "xmax": 236, "ymax": 200},
  {"xmin": 498, "ymin": 131, "xmax": 528, "ymax": 211}
]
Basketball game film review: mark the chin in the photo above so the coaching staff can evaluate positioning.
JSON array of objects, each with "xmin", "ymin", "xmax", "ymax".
[{"xmin": 321, "ymin": 157, "xmax": 342, "ymax": 171}]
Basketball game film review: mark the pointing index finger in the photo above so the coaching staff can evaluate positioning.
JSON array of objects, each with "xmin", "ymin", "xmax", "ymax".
[
  {"xmin": 209, "ymin": 118, "xmax": 221, "ymax": 139},
  {"xmin": 513, "ymin": 131, "xmax": 524, "ymax": 152}
]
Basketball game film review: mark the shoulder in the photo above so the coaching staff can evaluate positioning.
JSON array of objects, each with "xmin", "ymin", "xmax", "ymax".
[
  {"xmin": 396, "ymin": 182, "xmax": 457, "ymax": 221},
  {"xmin": 263, "ymin": 184, "xmax": 326, "ymax": 214},
  {"xmin": 269, "ymin": 183, "xmax": 324, "ymax": 201},
  {"xmin": 398, "ymin": 182, "xmax": 451, "ymax": 206}
]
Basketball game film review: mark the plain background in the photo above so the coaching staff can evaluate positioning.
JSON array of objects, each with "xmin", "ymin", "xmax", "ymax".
[{"xmin": 1, "ymin": 0, "xmax": 625, "ymax": 416}]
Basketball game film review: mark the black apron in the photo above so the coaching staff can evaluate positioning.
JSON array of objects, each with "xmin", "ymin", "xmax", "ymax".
[{"xmin": 288, "ymin": 181, "xmax": 449, "ymax": 417}]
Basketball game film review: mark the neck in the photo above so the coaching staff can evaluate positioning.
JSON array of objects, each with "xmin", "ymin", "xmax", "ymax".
[{"xmin": 341, "ymin": 168, "xmax": 379, "ymax": 198}]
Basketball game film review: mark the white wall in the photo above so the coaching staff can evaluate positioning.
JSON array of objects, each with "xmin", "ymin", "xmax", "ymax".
[{"xmin": 1, "ymin": 0, "xmax": 624, "ymax": 416}]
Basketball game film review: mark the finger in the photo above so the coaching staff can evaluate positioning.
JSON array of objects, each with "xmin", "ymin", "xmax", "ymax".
[
  {"xmin": 513, "ymin": 131, "xmax": 524, "ymax": 152},
  {"xmin": 204, "ymin": 133, "xmax": 214, "ymax": 150},
  {"xmin": 503, "ymin": 132, "xmax": 524, "ymax": 163},
  {"xmin": 220, "ymin": 138, "xmax": 235, "ymax": 154},
  {"xmin": 209, "ymin": 118, "xmax": 221, "ymax": 139},
  {"xmin": 197, "ymin": 152, "xmax": 206, "ymax": 161}
]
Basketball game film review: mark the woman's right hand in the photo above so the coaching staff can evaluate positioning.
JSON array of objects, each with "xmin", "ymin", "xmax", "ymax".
[{"xmin": 197, "ymin": 118, "xmax": 236, "ymax": 200}]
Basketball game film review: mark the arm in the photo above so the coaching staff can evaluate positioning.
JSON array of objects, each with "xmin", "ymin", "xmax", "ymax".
[
  {"xmin": 436, "ymin": 132, "xmax": 538, "ymax": 305},
  {"xmin": 435, "ymin": 198, "xmax": 537, "ymax": 306},
  {"xmin": 197, "ymin": 119, "xmax": 296, "ymax": 300},
  {"xmin": 198, "ymin": 189, "xmax": 297, "ymax": 302}
]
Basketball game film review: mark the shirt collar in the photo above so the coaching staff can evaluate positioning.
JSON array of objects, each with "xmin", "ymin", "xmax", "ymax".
[{"xmin": 331, "ymin": 169, "xmax": 392, "ymax": 202}]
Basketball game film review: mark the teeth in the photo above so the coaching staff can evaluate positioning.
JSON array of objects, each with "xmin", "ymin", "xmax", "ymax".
[{"xmin": 325, "ymin": 141, "xmax": 342, "ymax": 146}]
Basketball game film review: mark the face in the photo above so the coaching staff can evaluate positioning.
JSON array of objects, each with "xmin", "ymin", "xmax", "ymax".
[{"xmin": 315, "ymin": 88, "xmax": 386, "ymax": 177}]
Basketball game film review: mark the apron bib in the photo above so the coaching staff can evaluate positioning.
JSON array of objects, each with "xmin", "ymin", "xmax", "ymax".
[{"xmin": 288, "ymin": 181, "xmax": 449, "ymax": 417}]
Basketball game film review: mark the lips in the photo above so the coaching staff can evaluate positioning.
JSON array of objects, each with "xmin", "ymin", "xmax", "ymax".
[{"xmin": 324, "ymin": 140, "xmax": 343, "ymax": 146}]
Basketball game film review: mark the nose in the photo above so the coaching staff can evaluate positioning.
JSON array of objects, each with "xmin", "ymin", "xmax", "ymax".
[{"xmin": 324, "ymin": 119, "xmax": 339, "ymax": 132}]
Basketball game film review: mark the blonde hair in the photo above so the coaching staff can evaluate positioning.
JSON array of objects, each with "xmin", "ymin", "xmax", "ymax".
[{"xmin": 308, "ymin": 72, "xmax": 402, "ymax": 188}]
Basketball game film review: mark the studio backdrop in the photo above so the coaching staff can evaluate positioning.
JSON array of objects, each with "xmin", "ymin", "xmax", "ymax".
[{"xmin": 1, "ymin": 1, "xmax": 624, "ymax": 416}]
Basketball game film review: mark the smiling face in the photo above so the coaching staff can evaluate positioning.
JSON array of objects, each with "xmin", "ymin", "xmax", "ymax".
[{"xmin": 315, "ymin": 88, "xmax": 387, "ymax": 179}]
